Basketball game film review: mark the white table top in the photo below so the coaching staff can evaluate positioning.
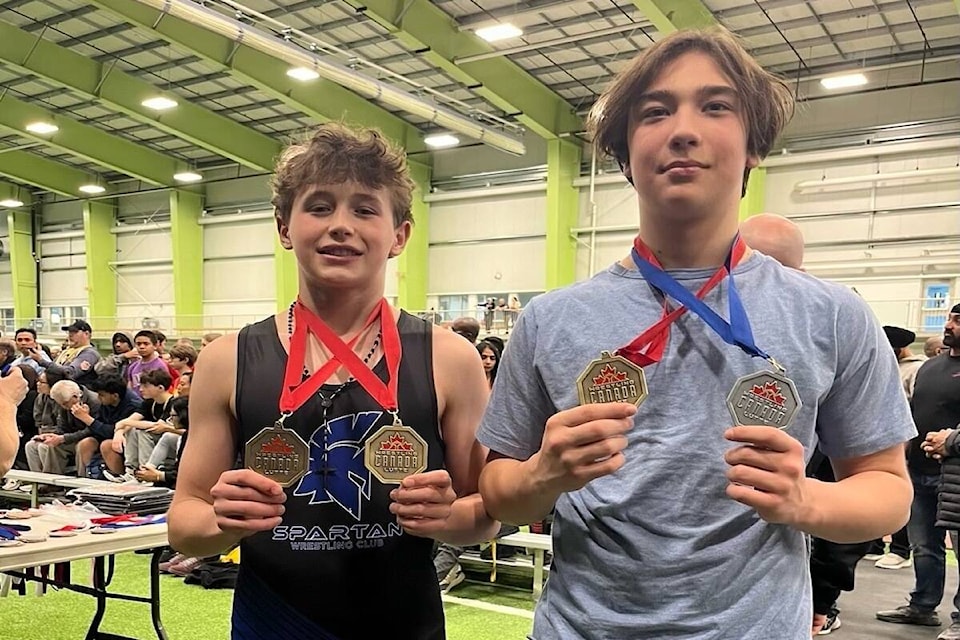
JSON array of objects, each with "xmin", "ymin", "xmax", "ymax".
[{"xmin": 0, "ymin": 512, "xmax": 168, "ymax": 571}]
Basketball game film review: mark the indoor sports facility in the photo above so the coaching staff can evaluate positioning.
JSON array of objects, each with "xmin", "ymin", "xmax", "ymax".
[{"xmin": 0, "ymin": 0, "xmax": 958, "ymax": 638}]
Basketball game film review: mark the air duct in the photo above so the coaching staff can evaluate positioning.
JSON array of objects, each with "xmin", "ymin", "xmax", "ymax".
[{"xmin": 135, "ymin": 0, "xmax": 526, "ymax": 155}]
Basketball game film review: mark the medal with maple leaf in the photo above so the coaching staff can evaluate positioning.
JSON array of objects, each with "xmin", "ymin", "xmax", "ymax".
[
  {"xmin": 364, "ymin": 424, "xmax": 428, "ymax": 485},
  {"xmin": 245, "ymin": 423, "xmax": 310, "ymax": 487},
  {"xmin": 576, "ymin": 351, "xmax": 649, "ymax": 407},
  {"xmin": 726, "ymin": 370, "xmax": 801, "ymax": 430}
]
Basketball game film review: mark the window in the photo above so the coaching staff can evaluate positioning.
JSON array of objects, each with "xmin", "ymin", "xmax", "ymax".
[
  {"xmin": 923, "ymin": 283, "xmax": 951, "ymax": 332},
  {"xmin": 438, "ymin": 295, "xmax": 470, "ymax": 323}
]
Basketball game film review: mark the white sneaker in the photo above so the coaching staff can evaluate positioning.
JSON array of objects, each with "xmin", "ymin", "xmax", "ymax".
[
  {"xmin": 1, "ymin": 479, "xmax": 20, "ymax": 491},
  {"xmin": 875, "ymin": 552, "xmax": 912, "ymax": 569},
  {"xmin": 863, "ymin": 553, "xmax": 884, "ymax": 561},
  {"xmin": 17, "ymin": 483, "xmax": 34, "ymax": 493},
  {"xmin": 439, "ymin": 564, "xmax": 465, "ymax": 594}
]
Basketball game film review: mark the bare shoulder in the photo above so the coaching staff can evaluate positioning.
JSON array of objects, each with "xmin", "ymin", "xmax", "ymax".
[
  {"xmin": 431, "ymin": 325, "xmax": 481, "ymax": 369},
  {"xmin": 193, "ymin": 331, "xmax": 240, "ymax": 414}
]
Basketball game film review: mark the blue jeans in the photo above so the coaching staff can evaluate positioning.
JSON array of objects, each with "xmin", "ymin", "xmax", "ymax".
[{"xmin": 908, "ymin": 470, "xmax": 960, "ymax": 620}]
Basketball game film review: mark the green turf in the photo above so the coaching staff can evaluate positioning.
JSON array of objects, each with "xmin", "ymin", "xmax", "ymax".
[{"xmin": 0, "ymin": 553, "xmax": 533, "ymax": 639}]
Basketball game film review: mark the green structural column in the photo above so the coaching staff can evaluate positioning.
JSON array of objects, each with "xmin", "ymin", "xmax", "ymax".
[
  {"xmin": 274, "ymin": 229, "xmax": 298, "ymax": 312},
  {"xmin": 397, "ymin": 162, "xmax": 430, "ymax": 312},
  {"xmin": 82, "ymin": 200, "xmax": 117, "ymax": 330},
  {"xmin": 7, "ymin": 207, "xmax": 37, "ymax": 326},
  {"xmin": 170, "ymin": 190, "xmax": 204, "ymax": 331},
  {"xmin": 738, "ymin": 167, "xmax": 767, "ymax": 221},
  {"xmin": 545, "ymin": 138, "xmax": 582, "ymax": 290}
]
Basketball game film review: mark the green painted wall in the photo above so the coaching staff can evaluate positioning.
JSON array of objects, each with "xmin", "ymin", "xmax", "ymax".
[
  {"xmin": 170, "ymin": 190, "xmax": 204, "ymax": 330},
  {"xmin": 397, "ymin": 162, "xmax": 431, "ymax": 311},
  {"xmin": 738, "ymin": 167, "xmax": 767, "ymax": 221},
  {"xmin": 545, "ymin": 139, "xmax": 582, "ymax": 290},
  {"xmin": 7, "ymin": 208, "xmax": 37, "ymax": 325},
  {"xmin": 82, "ymin": 200, "xmax": 117, "ymax": 329}
]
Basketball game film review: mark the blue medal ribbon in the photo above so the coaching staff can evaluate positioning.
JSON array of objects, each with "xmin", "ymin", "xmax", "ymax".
[{"xmin": 630, "ymin": 236, "xmax": 779, "ymax": 368}]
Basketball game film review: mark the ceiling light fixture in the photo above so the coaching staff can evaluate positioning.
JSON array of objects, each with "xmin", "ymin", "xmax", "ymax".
[
  {"xmin": 79, "ymin": 184, "xmax": 107, "ymax": 195},
  {"xmin": 0, "ymin": 199, "xmax": 24, "ymax": 208},
  {"xmin": 173, "ymin": 171, "xmax": 203, "ymax": 183},
  {"xmin": 25, "ymin": 122, "xmax": 59, "ymax": 135},
  {"xmin": 287, "ymin": 66, "xmax": 320, "ymax": 81},
  {"xmin": 475, "ymin": 24, "xmax": 523, "ymax": 42},
  {"xmin": 820, "ymin": 73, "xmax": 868, "ymax": 90},
  {"xmin": 141, "ymin": 96, "xmax": 179, "ymax": 111},
  {"xmin": 424, "ymin": 133, "xmax": 460, "ymax": 149}
]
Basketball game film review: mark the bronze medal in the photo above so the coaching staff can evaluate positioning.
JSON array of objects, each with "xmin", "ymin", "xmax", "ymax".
[
  {"xmin": 726, "ymin": 370, "xmax": 801, "ymax": 431},
  {"xmin": 576, "ymin": 351, "xmax": 648, "ymax": 407},
  {"xmin": 363, "ymin": 424, "xmax": 428, "ymax": 485},
  {"xmin": 245, "ymin": 423, "xmax": 310, "ymax": 488}
]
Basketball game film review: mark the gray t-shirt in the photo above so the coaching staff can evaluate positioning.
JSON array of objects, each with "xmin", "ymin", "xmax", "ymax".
[{"xmin": 477, "ymin": 252, "xmax": 916, "ymax": 640}]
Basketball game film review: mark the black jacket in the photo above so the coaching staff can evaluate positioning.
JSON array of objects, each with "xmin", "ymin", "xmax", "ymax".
[{"xmin": 936, "ymin": 429, "xmax": 960, "ymax": 530}]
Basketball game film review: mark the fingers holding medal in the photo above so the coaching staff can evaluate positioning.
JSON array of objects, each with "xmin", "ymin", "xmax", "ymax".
[
  {"xmin": 389, "ymin": 469, "xmax": 457, "ymax": 537},
  {"xmin": 211, "ymin": 468, "xmax": 288, "ymax": 538}
]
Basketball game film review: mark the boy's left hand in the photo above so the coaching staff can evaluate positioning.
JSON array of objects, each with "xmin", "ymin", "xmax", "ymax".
[
  {"xmin": 389, "ymin": 469, "xmax": 457, "ymax": 537},
  {"xmin": 724, "ymin": 425, "xmax": 809, "ymax": 527}
]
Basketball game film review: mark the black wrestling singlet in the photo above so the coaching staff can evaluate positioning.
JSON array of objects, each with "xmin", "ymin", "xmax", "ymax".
[{"xmin": 231, "ymin": 311, "xmax": 446, "ymax": 640}]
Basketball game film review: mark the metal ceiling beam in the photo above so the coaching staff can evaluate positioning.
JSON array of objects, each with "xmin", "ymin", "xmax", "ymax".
[
  {"xmin": 0, "ymin": 92, "xmax": 181, "ymax": 186},
  {"xmin": 0, "ymin": 151, "xmax": 96, "ymax": 196},
  {"xmin": 457, "ymin": 0, "xmax": 573, "ymax": 31},
  {"xmin": 340, "ymin": 0, "xmax": 582, "ymax": 139},
  {"xmin": 0, "ymin": 181, "xmax": 31, "ymax": 205},
  {"xmin": 0, "ymin": 20, "xmax": 281, "ymax": 171},
  {"xmin": 89, "ymin": 0, "xmax": 427, "ymax": 154},
  {"xmin": 630, "ymin": 0, "xmax": 716, "ymax": 34}
]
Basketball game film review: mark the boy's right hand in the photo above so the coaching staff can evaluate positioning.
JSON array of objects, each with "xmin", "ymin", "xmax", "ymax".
[
  {"xmin": 211, "ymin": 469, "xmax": 287, "ymax": 538},
  {"xmin": 531, "ymin": 403, "xmax": 636, "ymax": 494}
]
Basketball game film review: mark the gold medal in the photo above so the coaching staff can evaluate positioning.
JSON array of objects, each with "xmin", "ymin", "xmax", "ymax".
[
  {"xmin": 245, "ymin": 422, "xmax": 310, "ymax": 488},
  {"xmin": 576, "ymin": 351, "xmax": 648, "ymax": 407},
  {"xmin": 364, "ymin": 424, "xmax": 428, "ymax": 485}
]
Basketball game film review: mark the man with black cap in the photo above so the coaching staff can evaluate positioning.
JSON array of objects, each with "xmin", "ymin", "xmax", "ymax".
[
  {"xmin": 31, "ymin": 320, "xmax": 101, "ymax": 388},
  {"xmin": 878, "ymin": 305, "xmax": 960, "ymax": 639}
]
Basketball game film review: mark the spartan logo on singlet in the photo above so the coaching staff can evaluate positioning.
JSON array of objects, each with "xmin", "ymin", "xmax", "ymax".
[{"xmin": 293, "ymin": 411, "xmax": 381, "ymax": 520}]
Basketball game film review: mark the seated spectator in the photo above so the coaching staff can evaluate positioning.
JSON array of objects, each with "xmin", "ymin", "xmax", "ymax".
[
  {"xmin": 200, "ymin": 333, "xmax": 222, "ymax": 349},
  {"xmin": 71, "ymin": 374, "xmax": 142, "ymax": 479},
  {"xmin": 167, "ymin": 343, "xmax": 197, "ymax": 392},
  {"xmin": 135, "ymin": 396, "xmax": 189, "ymax": 487},
  {"xmin": 175, "ymin": 370, "xmax": 192, "ymax": 398},
  {"xmin": 10, "ymin": 327, "xmax": 52, "ymax": 374},
  {"xmin": 26, "ymin": 378, "xmax": 101, "ymax": 476},
  {"xmin": 105, "ymin": 368, "xmax": 174, "ymax": 482},
  {"xmin": 0, "ymin": 338, "xmax": 17, "ymax": 376},
  {"xmin": 125, "ymin": 331, "xmax": 170, "ymax": 396}
]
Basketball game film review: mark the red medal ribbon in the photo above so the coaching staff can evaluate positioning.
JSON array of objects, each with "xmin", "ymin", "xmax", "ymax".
[
  {"xmin": 279, "ymin": 299, "xmax": 402, "ymax": 415},
  {"xmin": 616, "ymin": 235, "xmax": 747, "ymax": 367}
]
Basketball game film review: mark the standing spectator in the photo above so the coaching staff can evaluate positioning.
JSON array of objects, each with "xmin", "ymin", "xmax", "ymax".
[
  {"xmin": 10, "ymin": 328, "xmax": 51, "ymax": 374},
  {"xmin": 95, "ymin": 332, "xmax": 137, "ymax": 379},
  {"xmin": 477, "ymin": 340, "xmax": 501, "ymax": 390},
  {"xmin": 926, "ymin": 336, "xmax": 946, "ymax": 358},
  {"xmin": 877, "ymin": 305, "xmax": 960, "ymax": 638},
  {"xmin": 451, "ymin": 317, "xmax": 480, "ymax": 344}
]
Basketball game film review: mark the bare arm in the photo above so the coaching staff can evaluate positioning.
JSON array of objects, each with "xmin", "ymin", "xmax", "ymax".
[
  {"xmin": 802, "ymin": 445, "xmax": 912, "ymax": 542},
  {"xmin": 167, "ymin": 334, "xmax": 246, "ymax": 556},
  {"xmin": 0, "ymin": 369, "xmax": 28, "ymax": 476},
  {"xmin": 426, "ymin": 328, "xmax": 499, "ymax": 545},
  {"xmin": 479, "ymin": 453, "xmax": 564, "ymax": 525}
]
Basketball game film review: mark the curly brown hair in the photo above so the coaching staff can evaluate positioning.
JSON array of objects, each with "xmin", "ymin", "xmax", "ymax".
[
  {"xmin": 588, "ymin": 27, "xmax": 794, "ymax": 196},
  {"xmin": 271, "ymin": 123, "xmax": 416, "ymax": 226}
]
